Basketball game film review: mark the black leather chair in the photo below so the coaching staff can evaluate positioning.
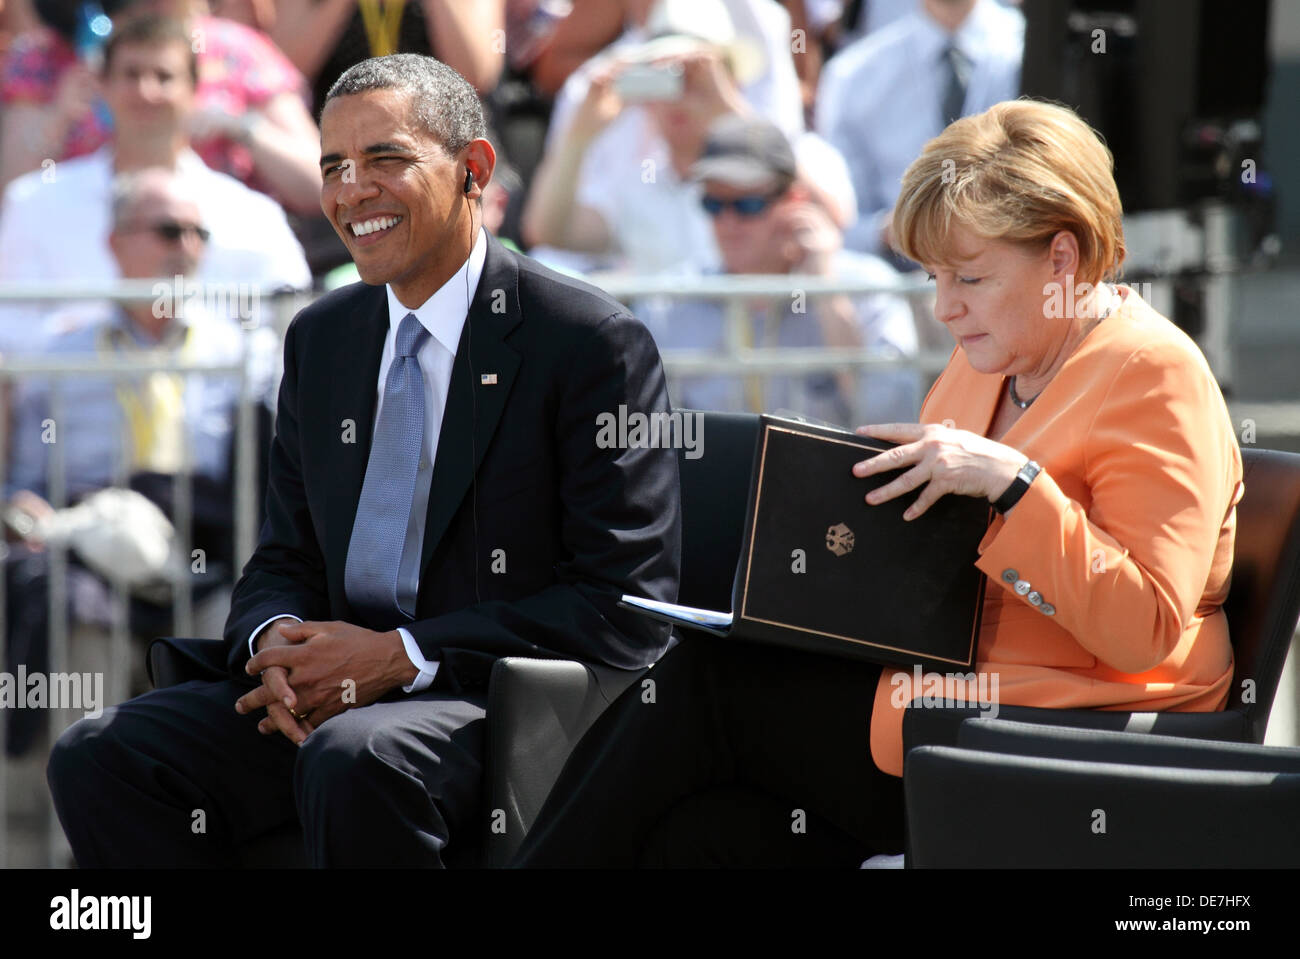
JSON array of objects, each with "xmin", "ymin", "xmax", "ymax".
[
  {"xmin": 479, "ymin": 410, "xmax": 760, "ymax": 865},
  {"xmin": 902, "ymin": 446, "xmax": 1300, "ymax": 757},
  {"xmin": 148, "ymin": 410, "xmax": 762, "ymax": 867},
  {"xmin": 905, "ymin": 719, "xmax": 1300, "ymax": 867}
]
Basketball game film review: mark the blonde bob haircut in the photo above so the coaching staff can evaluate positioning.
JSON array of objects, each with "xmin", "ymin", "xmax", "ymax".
[{"xmin": 892, "ymin": 99, "xmax": 1126, "ymax": 289}]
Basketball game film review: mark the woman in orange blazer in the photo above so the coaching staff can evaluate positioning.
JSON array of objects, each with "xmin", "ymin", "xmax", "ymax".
[
  {"xmin": 513, "ymin": 99, "xmax": 1243, "ymax": 866},
  {"xmin": 857, "ymin": 101, "xmax": 1243, "ymax": 776},
  {"xmin": 861, "ymin": 273, "xmax": 1241, "ymax": 776}
]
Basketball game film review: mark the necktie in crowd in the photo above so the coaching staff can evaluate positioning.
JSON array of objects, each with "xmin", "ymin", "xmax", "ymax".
[{"xmin": 941, "ymin": 44, "xmax": 972, "ymax": 127}]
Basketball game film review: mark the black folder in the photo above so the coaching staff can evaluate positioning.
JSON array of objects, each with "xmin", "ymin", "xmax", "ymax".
[{"xmin": 621, "ymin": 415, "xmax": 990, "ymax": 673}]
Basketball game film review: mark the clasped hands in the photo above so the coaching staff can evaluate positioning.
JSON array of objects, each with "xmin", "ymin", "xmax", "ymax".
[
  {"xmin": 853, "ymin": 423, "xmax": 1027, "ymax": 520},
  {"xmin": 234, "ymin": 619, "xmax": 417, "ymax": 745}
]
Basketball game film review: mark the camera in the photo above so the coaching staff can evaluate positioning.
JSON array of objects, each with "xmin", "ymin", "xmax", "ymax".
[{"xmin": 614, "ymin": 62, "xmax": 685, "ymax": 103}]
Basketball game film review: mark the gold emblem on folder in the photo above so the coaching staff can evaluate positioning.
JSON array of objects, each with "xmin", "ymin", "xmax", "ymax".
[{"xmin": 826, "ymin": 522, "xmax": 855, "ymax": 557}]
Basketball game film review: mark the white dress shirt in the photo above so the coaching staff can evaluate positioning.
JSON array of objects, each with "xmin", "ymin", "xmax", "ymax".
[
  {"xmin": 816, "ymin": 0, "xmax": 1024, "ymax": 254},
  {"xmin": 0, "ymin": 146, "xmax": 312, "ymax": 354},
  {"xmin": 576, "ymin": 112, "xmax": 723, "ymax": 274},
  {"xmin": 248, "ymin": 229, "xmax": 488, "ymax": 694},
  {"xmin": 836, "ymin": 0, "xmax": 1025, "ymax": 47}
]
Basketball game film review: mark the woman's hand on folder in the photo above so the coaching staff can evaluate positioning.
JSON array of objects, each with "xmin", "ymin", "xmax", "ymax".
[{"xmin": 851, "ymin": 423, "xmax": 1025, "ymax": 520}]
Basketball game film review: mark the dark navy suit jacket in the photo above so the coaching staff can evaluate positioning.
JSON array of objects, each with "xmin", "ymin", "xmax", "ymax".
[{"xmin": 224, "ymin": 236, "xmax": 681, "ymax": 691}]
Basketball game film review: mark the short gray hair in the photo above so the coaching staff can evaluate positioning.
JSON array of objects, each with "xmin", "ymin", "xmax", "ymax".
[
  {"xmin": 109, "ymin": 167, "xmax": 191, "ymax": 229},
  {"xmin": 324, "ymin": 54, "xmax": 487, "ymax": 156}
]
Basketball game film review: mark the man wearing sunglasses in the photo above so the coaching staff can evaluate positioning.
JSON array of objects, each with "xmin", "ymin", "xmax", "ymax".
[
  {"xmin": 4, "ymin": 167, "xmax": 277, "ymax": 756},
  {"xmin": 637, "ymin": 114, "xmax": 920, "ymax": 427},
  {"xmin": 120, "ymin": 220, "xmax": 212, "ymax": 244}
]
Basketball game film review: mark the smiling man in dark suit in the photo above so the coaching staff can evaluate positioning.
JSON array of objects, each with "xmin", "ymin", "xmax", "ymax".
[{"xmin": 46, "ymin": 54, "xmax": 680, "ymax": 868}]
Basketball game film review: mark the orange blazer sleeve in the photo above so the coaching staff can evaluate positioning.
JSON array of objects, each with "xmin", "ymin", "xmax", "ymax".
[{"xmin": 974, "ymin": 338, "xmax": 1243, "ymax": 674}]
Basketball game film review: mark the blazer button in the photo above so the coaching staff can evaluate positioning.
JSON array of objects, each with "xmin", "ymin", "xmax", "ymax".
[
  {"xmin": 1013, "ymin": 579, "xmax": 1031, "ymax": 596},
  {"xmin": 1039, "ymin": 603, "xmax": 1056, "ymax": 616},
  {"xmin": 1002, "ymin": 569, "xmax": 1019, "ymax": 583},
  {"xmin": 1026, "ymin": 591, "xmax": 1043, "ymax": 606}
]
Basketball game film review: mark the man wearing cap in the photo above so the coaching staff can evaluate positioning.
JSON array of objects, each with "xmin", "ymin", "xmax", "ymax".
[{"xmin": 638, "ymin": 114, "xmax": 919, "ymax": 425}]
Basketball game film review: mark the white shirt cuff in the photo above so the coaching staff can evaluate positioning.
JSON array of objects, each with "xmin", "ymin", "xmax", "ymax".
[
  {"xmin": 398, "ymin": 627, "xmax": 438, "ymax": 693},
  {"xmin": 248, "ymin": 613, "xmax": 303, "ymax": 658}
]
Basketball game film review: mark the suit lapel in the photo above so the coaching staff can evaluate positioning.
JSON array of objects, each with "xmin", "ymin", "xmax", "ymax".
[
  {"xmin": 419, "ymin": 236, "xmax": 523, "ymax": 577},
  {"xmin": 325, "ymin": 285, "xmax": 388, "ymax": 588}
]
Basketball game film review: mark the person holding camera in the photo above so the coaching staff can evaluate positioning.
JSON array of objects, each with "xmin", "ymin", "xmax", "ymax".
[{"xmin": 520, "ymin": 17, "xmax": 752, "ymax": 274}]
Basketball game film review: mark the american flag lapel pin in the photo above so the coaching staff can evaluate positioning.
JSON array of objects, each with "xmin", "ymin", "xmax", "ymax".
[{"xmin": 480, "ymin": 373, "xmax": 498, "ymax": 385}]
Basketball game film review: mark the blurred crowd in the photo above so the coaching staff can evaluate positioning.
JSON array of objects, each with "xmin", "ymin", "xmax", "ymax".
[{"xmin": 0, "ymin": 0, "xmax": 1026, "ymax": 753}]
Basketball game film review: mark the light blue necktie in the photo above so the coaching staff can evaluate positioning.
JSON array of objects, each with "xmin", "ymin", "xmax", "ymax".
[{"xmin": 345, "ymin": 312, "xmax": 430, "ymax": 622}]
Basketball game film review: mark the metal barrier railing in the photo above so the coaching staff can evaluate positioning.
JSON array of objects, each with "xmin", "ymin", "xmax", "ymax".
[
  {"xmin": 0, "ymin": 355, "xmax": 248, "ymax": 866},
  {"xmin": 592, "ymin": 270, "xmax": 1300, "ymax": 437},
  {"xmin": 593, "ymin": 271, "xmax": 946, "ymax": 427},
  {"xmin": 0, "ymin": 283, "xmax": 304, "ymax": 866},
  {"xmin": 595, "ymin": 270, "xmax": 949, "ymax": 367}
]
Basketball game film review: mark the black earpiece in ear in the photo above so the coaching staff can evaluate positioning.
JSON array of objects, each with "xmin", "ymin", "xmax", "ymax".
[{"xmin": 463, "ymin": 169, "xmax": 475, "ymax": 195}]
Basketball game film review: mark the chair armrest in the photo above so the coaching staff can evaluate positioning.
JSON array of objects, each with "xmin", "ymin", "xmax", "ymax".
[
  {"xmin": 147, "ymin": 636, "xmax": 229, "ymax": 689},
  {"xmin": 957, "ymin": 718, "xmax": 1300, "ymax": 773},
  {"xmin": 904, "ymin": 745, "xmax": 1300, "ymax": 867},
  {"xmin": 481, "ymin": 657, "xmax": 645, "ymax": 867},
  {"xmin": 902, "ymin": 702, "xmax": 1251, "ymax": 758}
]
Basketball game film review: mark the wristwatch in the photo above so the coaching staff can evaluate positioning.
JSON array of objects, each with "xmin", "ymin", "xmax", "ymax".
[{"xmin": 992, "ymin": 460, "xmax": 1041, "ymax": 515}]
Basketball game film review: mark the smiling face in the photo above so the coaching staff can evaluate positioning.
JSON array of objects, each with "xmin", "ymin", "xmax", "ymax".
[
  {"xmin": 925, "ymin": 223, "xmax": 1077, "ymax": 381},
  {"xmin": 319, "ymin": 88, "xmax": 472, "ymax": 307}
]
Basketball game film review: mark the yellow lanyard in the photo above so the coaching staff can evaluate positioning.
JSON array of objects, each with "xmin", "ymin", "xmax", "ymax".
[
  {"xmin": 740, "ymin": 298, "xmax": 779, "ymax": 413},
  {"xmin": 358, "ymin": 0, "xmax": 407, "ymax": 57},
  {"xmin": 101, "ymin": 321, "xmax": 193, "ymax": 474}
]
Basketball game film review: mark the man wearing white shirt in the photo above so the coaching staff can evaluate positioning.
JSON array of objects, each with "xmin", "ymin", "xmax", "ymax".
[
  {"xmin": 0, "ymin": 15, "xmax": 310, "ymax": 355},
  {"xmin": 47, "ymin": 54, "xmax": 679, "ymax": 868},
  {"xmin": 522, "ymin": 2, "xmax": 753, "ymax": 275},
  {"xmin": 523, "ymin": 0, "xmax": 864, "ymax": 275},
  {"xmin": 816, "ymin": 0, "xmax": 1024, "ymax": 257}
]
